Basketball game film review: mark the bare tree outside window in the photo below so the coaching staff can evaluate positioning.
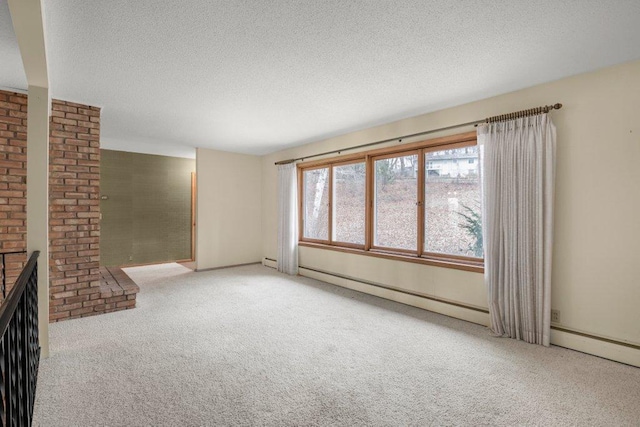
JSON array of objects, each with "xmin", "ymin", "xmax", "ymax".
[
  {"xmin": 374, "ymin": 154, "xmax": 418, "ymax": 250},
  {"xmin": 332, "ymin": 162, "xmax": 366, "ymax": 244},
  {"xmin": 298, "ymin": 133, "xmax": 483, "ymax": 270},
  {"xmin": 303, "ymin": 168, "xmax": 329, "ymax": 240}
]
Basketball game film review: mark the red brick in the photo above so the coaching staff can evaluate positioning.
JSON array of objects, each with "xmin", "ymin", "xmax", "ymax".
[
  {"xmin": 52, "ymin": 157, "xmax": 77, "ymax": 166},
  {"xmin": 116, "ymin": 300, "xmax": 136, "ymax": 308},
  {"xmin": 77, "ymin": 108, "xmax": 100, "ymax": 117},
  {"xmin": 105, "ymin": 295, "xmax": 127, "ymax": 304},
  {"xmin": 51, "ymin": 290, "xmax": 76, "ymax": 299},
  {"xmin": 0, "ymin": 116, "xmax": 22, "ymax": 125},
  {"xmin": 65, "ymin": 113, "xmax": 89, "ymax": 121},
  {"xmin": 82, "ymin": 299, "xmax": 105, "ymax": 308},
  {"xmin": 0, "ymin": 101, "xmax": 21, "ymax": 110},
  {"xmin": 8, "ymin": 95, "xmax": 27, "ymax": 105},
  {"xmin": 51, "ymin": 277, "xmax": 78, "ymax": 286},
  {"xmin": 0, "ymin": 90, "xmax": 105, "ymax": 322},
  {"xmin": 78, "ymin": 287, "xmax": 100, "ymax": 296},
  {"xmin": 51, "ymin": 104, "xmax": 77, "ymax": 114},
  {"xmin": 50, "ymin": 312, "xmax": 71, "ymax": 320},
  {"xmin": 64, "ymin": 295, "xmax": 90, "ymax": 305},
  {"xmin": 58, "ymin": 302, "xmax": 83, "ymax": 312},
  {"xmin": 50, "ymin": 130, "xmax": 76, "ymax": 138},
  {"xmin": 0, "ymin": 160, "xmax": 24, "ymax": 169},
  {"xmin": 52, "ymin": 117, "xmax": 78, "ymax": 126},
  {"xmin": 70, "ymin": 307, "xmax": 94, "ymax": 316}
]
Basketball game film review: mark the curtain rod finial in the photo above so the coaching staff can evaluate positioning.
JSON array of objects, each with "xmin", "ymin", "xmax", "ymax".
[{"xmin": 554, "ymin": 103, "xmax": 562, "ymax": 110}]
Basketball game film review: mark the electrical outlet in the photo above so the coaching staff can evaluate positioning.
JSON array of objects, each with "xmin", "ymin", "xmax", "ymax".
[
  {"xmin": 551, "ymin": 309, "xmax": 560, "ymax": 323},
  {"xmin": 129, "ymin": 255, "xmax": 133, "ymax": 261}
]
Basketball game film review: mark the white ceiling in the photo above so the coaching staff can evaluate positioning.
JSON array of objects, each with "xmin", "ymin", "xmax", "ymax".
[
  {"xmin": 2, "ymin": 1, "xmax": 640, "ymax": 158},
  {"xmin": 0, "ymin": 0, "xmax": 27, "ymax": 91}
]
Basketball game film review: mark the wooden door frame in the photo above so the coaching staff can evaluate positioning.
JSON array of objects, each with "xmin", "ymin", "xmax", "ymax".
[{"xmin": 191, "ymin": 172, "xmax": 196, "ymax": 261}]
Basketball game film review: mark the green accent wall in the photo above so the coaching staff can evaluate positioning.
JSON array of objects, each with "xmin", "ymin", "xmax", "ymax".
[{"xmin": 100, "ymin": 150, "xmax": 195, "ymax": 267}]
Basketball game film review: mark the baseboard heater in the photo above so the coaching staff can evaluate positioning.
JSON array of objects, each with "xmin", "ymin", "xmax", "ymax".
[
  {"xmin": 297, "ymin": 264, "xmax": 640, "ymax": 352},
  {"xmin": 299, "ymin": 265, "xmax": 488, "ymax": 314},
  {"xmin": 196, "ymin": 261, "xmax": 261, "ymax": 272}
]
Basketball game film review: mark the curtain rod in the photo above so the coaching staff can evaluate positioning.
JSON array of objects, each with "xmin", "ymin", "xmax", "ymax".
[{"xmin": 274, "ymin": 103, "xmax": 562, "ymax": 165}]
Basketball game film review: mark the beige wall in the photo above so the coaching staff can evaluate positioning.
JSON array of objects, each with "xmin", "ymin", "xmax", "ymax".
[
  {"xmin": 262, "ymin": 60, "xmax": 640, "ymax": 359},
  {"xmin": 196, "ymin": 148, "xmax": 262, "ymax": 270},
  {"xmin": 100, "ymin": 150, "xmax": 195, "ymax": 267}
]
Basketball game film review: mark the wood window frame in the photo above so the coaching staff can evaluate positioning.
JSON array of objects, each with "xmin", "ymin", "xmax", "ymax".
[
  {"xmin": 299, "ymin": 164, "xmax": 332, "ymax": 245},
  {"xmin": 370, "ymin": 150, "xmax": 421, "ymax": 255},
  {"xmin": 330, "ymin": 159, "xmax": 367, "ymax": 249},
  {"xmin": 299, "ymin": 159, "xmax": 367, "ymax": 249},
  {"xmin": 298, "ymin": 131, "xmax": 484, "ymax": 273}
]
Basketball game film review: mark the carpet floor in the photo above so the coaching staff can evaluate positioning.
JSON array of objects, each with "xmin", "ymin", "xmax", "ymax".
[{"xmin": 33, "ymin": 263, "xmax": 640, "ymax": 426}]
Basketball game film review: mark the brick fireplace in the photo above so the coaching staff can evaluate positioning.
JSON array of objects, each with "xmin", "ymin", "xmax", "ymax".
[{"xmin": 0, "ymin": 89, "xmax": 138, "ymax": 321}]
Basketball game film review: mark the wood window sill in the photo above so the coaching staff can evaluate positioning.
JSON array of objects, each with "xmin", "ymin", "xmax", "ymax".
[{"xmin": 298, "ymin": 241, "xmax": 484, "ymax": 273}]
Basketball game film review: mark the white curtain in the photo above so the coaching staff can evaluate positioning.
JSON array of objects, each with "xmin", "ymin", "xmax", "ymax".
[
  {"xmin": 277, "ymin": 163, "xmax": 298, "ymax": 275},
  {"xmin": 478, "ymin": 114, "xmax": 556, "ymax": 346}
]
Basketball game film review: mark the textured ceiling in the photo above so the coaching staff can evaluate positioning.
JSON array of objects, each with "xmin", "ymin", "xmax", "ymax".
[
  {"xmin": 0, "ymin": 0, "xmax": 27, "ymax": 90},
  {"xmin": 2, "ymin": 1, "xmax": 640, "ymax": 157}
]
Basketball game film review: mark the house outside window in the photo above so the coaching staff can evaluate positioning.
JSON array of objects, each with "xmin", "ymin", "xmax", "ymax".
[{"xmin": 298, "ymin": 132, "xmax": 483, "ymax": 272}]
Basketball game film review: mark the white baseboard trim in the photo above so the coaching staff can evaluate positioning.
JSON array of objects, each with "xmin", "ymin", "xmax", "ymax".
[
  {"xmin": 297, "ymin": 264, "xmax": 640, "ymax": 368},
  {"xmin": 298, "ymin": 266, "xmax": 490, "ymax": 327},
  {"xmin": 195, "ymin": 261, "xmax": 260, "ymax": 272},
  {"xmin": 551, "ymin": 328, "xmax": 640, "ymax": 367},
  {"xmin": 262, "ymin": 258, "xmax": 278, "ymax": 269}
]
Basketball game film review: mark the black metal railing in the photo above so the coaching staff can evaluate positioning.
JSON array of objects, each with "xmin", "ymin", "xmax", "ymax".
[
  {"xmin": 0, "ymin": 251, "xmax": 27, "ymax": 301},
  {"xmin": 0, "ymin": 251, "xmax": 40, "ymax": 426}
]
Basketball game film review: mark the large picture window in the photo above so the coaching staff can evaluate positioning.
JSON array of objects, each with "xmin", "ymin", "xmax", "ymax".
[
  {"xmin": 424, "ymin": 146, "xmax": 482, "ymax": 258},
  {"xmin": 373, "ymin": 153, "xmax": 418, "ymax": 251},
  {"xmin": 302, "ymin": 167, "xmax": 329, "ymax": 241},
  {"xmin": 332, "ymin": 162, "xmax": 366, "ymax": 245},
  {"xmin": 298, "ymin": 132, "xmax": 483, "ymax": 272}
]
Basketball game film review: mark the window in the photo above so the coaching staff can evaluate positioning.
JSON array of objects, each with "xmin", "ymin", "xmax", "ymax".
[
  {"xmin": 332, "ymin": 162, "xmax": 366, "ymax": 245},
  {"xmin": 373, "ymin": 154, "xmax": 418, "ymax": 251},
  {"xmin": 301, "ymin": 162, "xmax": 367, "ymax": 247},
  {"xmin": 424, "ymin": 146, "xmax": 482, "ymax": 258},
  {"xmin": 298, "ymin": 132, "xmax": 483, "ymax": 272},
  {"xmin": 302, "ymin": 167, "xmax": 329, "ymax": 241}
]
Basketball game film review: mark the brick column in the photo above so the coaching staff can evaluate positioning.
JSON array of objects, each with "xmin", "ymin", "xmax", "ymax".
[
  {"xmin": 0, "ymin": 91, "xmax": 28, "ymax": 291},
  {"xmin": 48, "ymin": 100, "xmax": 101, "ymax": 321},
  {"xmin": 2, "ymin": 91, "xmax": 126, "ymax": 322}
]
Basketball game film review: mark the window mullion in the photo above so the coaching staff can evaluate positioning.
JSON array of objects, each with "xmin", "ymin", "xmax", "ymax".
[
  {"xmin": 328, "ymin": 165, "xmax": 333, "ymax": 244},
  {"xmin": 298, "ymin": 132, "xmax": 483, "ymax": 268},
  {"xmin": 364, "ymin": 155, "xmax": 372, "ymax": 251},
  {"xmin": 417, "ymin": 149, "xmax": 425, "ymax": 257}
]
